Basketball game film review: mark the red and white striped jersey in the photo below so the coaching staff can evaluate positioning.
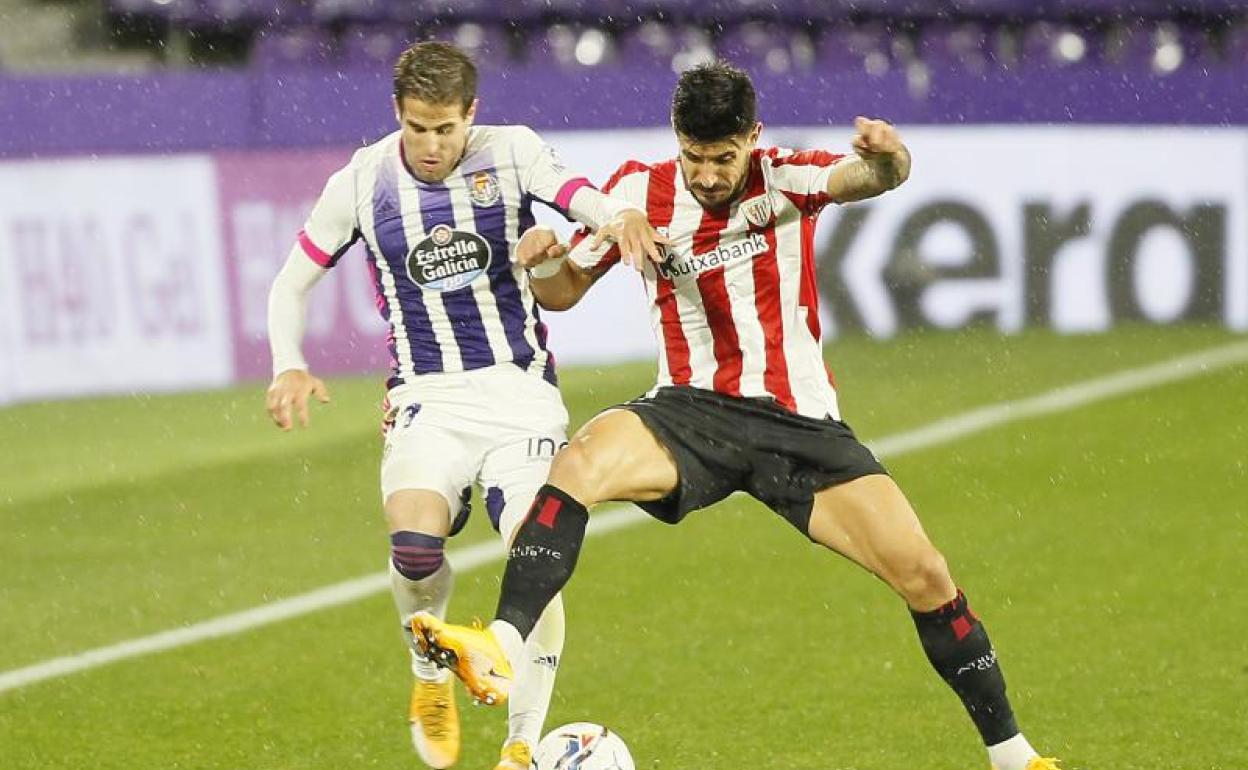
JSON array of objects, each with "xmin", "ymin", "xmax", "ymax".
[{"xmin": 569, "ymin": 147, "xmax": 846, "ymax": 419}]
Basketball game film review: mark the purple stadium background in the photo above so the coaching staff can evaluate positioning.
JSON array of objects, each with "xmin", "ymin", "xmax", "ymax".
[{"xmin": 2, "ymin": 44, "xmax": 1246, "ymax": 158}]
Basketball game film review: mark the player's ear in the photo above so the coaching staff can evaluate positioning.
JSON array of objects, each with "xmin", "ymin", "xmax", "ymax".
[
  {"xmin": 748, "ymin": 121, "xmax": 763, "ymax": 145},
  {"xmin": 464, "ymin": 98, "xmax": 479, "ymax": 124},
  {"xmin": 393, "ymin": 96, "xmax": 404, "ymax": 124}
]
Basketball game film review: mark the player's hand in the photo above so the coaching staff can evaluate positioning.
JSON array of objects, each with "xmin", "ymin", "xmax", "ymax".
[
  {"xmin": 266, "ymin": 369, "xmax": 331, "ymax": 431},
  {"xmin": 514, "ymin": 225, "xmax": 568, "ymax": 270},
  {"xmin": 851, "ymin": 116, "xmax": 903, "ymax": 161},
  {"xmin": 590, "ymin": 208, "xmax": 670, "ymax": 270}
]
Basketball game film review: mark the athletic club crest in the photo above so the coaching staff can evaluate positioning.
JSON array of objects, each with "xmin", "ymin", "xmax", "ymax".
[
  {"xmin": 468, "ymin": 170, "xmax": 501, "ymax": 207},
  {"xmin": 740, "ymin": 194, "xmax": 774, "ymax": 228}
]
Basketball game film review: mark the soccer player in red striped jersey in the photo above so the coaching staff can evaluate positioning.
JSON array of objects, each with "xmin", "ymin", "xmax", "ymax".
[{"xmin": 413, "ymin": 61, "xmax": 1059, "ymax": 770}]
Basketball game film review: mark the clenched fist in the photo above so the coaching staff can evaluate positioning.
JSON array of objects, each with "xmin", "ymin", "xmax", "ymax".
[
  {"xmin": 515, "ymin": 226, "xmax": 569, "ymax": 271},
  {"xmin": 851, "ymin": 116, "xmax": 903, "ymax": 160}
]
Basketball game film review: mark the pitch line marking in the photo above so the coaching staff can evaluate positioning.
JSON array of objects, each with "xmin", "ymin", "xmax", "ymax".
[{"xmin": 3, "ymin": 338, "xmax": 1246, "ymax": 695}]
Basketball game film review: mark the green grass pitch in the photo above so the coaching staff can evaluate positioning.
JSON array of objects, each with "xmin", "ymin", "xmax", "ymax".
[{"xmin": 1, "ymin": 326, "xmax": 1245, "ymax": 770}]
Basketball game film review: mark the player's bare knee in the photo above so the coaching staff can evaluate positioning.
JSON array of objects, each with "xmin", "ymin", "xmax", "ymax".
[
  {"xmin": 888, "ymin": 547, "xmax": 954, "ymax": 607},
  {"xmin": 547, "ymin": 440, "xmax": 612, "ymax": 506},
  {"xmin": 382, "ymin": 504, "xmax": 409, "ymax": 532},
  {"xmin": 384, "ymin": 489, "xmax": 451, "ymax": 535}
]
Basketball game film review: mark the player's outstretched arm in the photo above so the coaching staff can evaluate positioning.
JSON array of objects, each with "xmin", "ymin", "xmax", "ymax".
[
  {"xmin": 515, "ymin": 126, "xmax": 667, "ymax": 266},
  {"xmin": 266, "ymin": 246, "xmax": 332, "ymax": 430},
  {"xmin": 516, "ymin": 226, "xmax": 598, "ymax": 311},
  {"xmin": 826, "ymin": 116, "xmax": 912, "ymax": 204}
]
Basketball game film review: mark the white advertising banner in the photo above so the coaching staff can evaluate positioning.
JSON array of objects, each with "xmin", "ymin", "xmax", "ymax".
[{"xmin": 0, "ymin": 156, "xmax": 231, "ymax": 404}]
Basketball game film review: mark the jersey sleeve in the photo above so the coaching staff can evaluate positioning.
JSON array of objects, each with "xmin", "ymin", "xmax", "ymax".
[
  {"xmin": 566, "ymin": 161, "xmax": 650, "ymax": 274},
  {"xmin": 766, "ymin": 147, "xmax": 847, "ymax": 216},
  {"xmin": 297, "ymin": 159, "xmax": 361, "ymax": 269},
  {"xmin": 511, "ymin": 125, "xmax": 594, "ymax": 214}
]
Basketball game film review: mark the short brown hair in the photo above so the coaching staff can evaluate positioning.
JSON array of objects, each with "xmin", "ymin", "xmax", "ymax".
[{"xmin": 393, "ymin": 41, "xmax": 477, "ymax": 113}]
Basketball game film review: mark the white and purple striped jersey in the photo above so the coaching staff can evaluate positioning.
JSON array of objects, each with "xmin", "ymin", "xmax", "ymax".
[{"xmin": 296, "ymin": 125, "xmax": 591, "ymax": 388}]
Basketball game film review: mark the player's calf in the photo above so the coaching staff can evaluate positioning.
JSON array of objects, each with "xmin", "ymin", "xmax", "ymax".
[
  {"xmin": 388, "ymin": 531, "xmax": 463, "ymax": 763},
  {"xmin": 494, "ymin": 484, "xmax": 589, "ymax": 639},
  {"xmin": 388, "ymin": 530, "xmax": 453, "ymax": 655},
  {"xmin": 911, "ymin": 589, "xmax": 1028, "ymax": 757}
]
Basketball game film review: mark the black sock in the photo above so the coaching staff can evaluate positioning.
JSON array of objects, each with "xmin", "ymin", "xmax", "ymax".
[
  {"xmin": 495, "ymin": 484, "xmax": 589, "ymax": 639},
  {"xmin": 911, "ymin": 589, "xmax": 1019, "ymax": 746}
]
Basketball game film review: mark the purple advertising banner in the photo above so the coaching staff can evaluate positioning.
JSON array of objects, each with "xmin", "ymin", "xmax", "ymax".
[
  {"xmin": 3, "ymin": 65, "xmax": 1246, "ymax": 159},
  {"xmin": 214, "ymin": 149, "xmax": 390, "ymax": 382}
]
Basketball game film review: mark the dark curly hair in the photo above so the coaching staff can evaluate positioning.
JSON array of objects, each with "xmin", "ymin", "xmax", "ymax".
[{"xmin": 671, "ymin": 60, "xmax": 757, "ymax": 142}]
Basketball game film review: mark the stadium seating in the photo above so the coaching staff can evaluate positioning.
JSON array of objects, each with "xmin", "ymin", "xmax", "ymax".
[{"xmin": 100, "ymin": 0, "xmax": 1246, "ymax": 78}]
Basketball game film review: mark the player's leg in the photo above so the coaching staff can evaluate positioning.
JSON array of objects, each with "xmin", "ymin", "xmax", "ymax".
[
  {"xmin": 385, "ymin": 489, "xmax": 457, "ymax": 672},
  {"xmin": 382, "ymin": 413, "xmax": 476, "ymax": 769},
  {"xmin": 807, "ymin": 474, "xmax": 954, "ymax": 609},
  {"xmin": 496, "ymin": 595, "xmax": 564, "ymax": 770},
  {"xmin": 415, "ymin": 408, "xmax": 680, "ymax": 705},
  {"xmin": 807, "ymin": 475, "xmax": 1048, "ymax": 770},
  {"xmin": 491, "ymin": 408, "xmax": 678, "ymax": 643},
  {"xmin": 477, "ymin": 432, "xmax": 572, "ymax": 768}
]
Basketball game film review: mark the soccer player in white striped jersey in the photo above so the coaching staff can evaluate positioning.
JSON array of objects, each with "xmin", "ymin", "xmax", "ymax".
[
  {"xmin": 413, "ymin": 62, "xmax": 1061, "ymax": 770},
  {"xmin": 264, "ymin": 42, "xmax": 663, "ymax": 770}
]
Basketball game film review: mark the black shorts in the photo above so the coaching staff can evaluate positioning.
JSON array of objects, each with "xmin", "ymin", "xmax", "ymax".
[{"xmin": 619, "ymin": 386, "xmax": 887, "ymax": 535}]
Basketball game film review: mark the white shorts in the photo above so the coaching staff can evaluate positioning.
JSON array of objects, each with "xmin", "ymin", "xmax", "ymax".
[{"xmin": 380, "ymin": 364, "xmax": 569, "ymax": 541}]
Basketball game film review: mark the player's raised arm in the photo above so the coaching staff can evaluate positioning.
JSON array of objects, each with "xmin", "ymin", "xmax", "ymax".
[{"xmin": 826, "ymin": 116, "xmax": 912, "ymax": 204}]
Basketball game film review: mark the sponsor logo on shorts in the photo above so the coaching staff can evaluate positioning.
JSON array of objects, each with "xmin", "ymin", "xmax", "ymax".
[
  {"xmin": 656, "ymin": 231, "xmax": 768, "ymax": 281},
  {"xmin": 407, "ymin": 224, "xmax": 491, "ymax": 291},
  {"xmin": 532, "ymin": 654, "xmax": 560, "ymax": 671},
  {"xmin": 526, "ymin": 436, "xmax": 569, "ymax": 460}
]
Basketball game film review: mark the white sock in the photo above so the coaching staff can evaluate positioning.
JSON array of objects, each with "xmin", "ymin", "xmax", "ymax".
[
  {"xmin": 489, "ymin": 619, "xmax": 526, "ymax": 674},
  {"xmin": 506, "ymin": 593, "xmax": 565, "ymax": 749},
  {"xmin": 987, "ymin": 733, "xmax": 1038, "ymax": 770},
  {"xmin": 389, "ymin": 559, "xmax": 454, "ymax": 681}
]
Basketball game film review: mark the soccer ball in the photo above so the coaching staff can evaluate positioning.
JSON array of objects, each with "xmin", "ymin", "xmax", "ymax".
[{"xmin": 533, "ymin": 722, "xmax": 635, "ymax": 770}]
